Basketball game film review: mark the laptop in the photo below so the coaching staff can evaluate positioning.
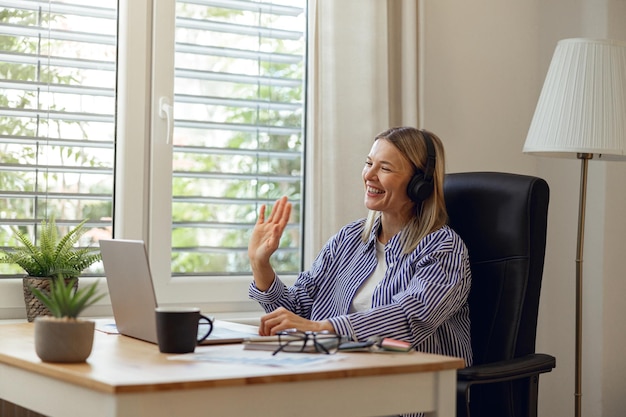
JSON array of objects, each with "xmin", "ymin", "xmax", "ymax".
[{"xmin": 99, "ymin": 239, "xmax": 261, "ymax": 345}]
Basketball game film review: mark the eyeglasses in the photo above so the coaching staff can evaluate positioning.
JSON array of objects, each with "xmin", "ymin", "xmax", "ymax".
[{"xmin": 272, "ymin": 329, "xmax": 343, "ymax": 356}]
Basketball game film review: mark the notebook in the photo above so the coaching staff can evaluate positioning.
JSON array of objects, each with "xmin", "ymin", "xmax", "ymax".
[{"xmin": 99, "ymin": 239, "xmax": 262, "ymax": 345}]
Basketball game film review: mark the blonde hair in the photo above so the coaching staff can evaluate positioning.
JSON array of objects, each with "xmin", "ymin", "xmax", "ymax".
[{"xmin": 361, "ymin": 127, "xmax": 448, "ymax": 253}]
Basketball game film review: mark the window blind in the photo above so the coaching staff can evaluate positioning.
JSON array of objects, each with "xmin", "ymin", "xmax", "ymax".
[
  {"xmin": 0, "ymin": 0, "xmax": 306, "ymax": 280},
  {"xmin": 170, "ymin": 0, "xmax": 306, "ymax": 276},
  {"xmin": 0, "ymin": 0, "xmax": 117, "ymax": 277}
]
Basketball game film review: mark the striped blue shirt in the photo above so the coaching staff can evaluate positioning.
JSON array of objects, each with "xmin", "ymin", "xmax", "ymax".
[{"xmin": 249, "ymin": 216, "xmax": 473, "ymax": 366}]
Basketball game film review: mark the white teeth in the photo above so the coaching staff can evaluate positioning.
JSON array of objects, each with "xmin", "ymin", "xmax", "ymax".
[{"xmin": 367, "ymin": 187, "xmax": 384, "ymax": 194}]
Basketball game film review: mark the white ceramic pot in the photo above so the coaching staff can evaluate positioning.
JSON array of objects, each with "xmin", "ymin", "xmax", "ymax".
[{"xmin": 34, "ymin": 317, "xmax": 95, "ymax": 363}]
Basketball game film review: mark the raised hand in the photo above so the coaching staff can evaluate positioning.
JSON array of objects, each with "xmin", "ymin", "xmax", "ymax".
[{"xmin": 248, "ymin": 196, "xmax": 292, "ymax": 290}]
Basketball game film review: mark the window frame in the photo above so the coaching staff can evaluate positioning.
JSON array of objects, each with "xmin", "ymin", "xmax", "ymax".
[
  {"xmin": 0, "ymin": 0, "xmax": 304, "ymax": 320},
  {"xmin": 0, "ymin": 0, "xmax": 119, "ymax": 318},
  {"xmin": 120, "ymin": 0, "xmax": 301, "ymax": 315}
]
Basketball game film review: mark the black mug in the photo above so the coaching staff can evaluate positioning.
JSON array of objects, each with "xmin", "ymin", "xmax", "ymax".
[{"xmin": 155, "ymin": 307, "xmax": 213, "ymax": 353}]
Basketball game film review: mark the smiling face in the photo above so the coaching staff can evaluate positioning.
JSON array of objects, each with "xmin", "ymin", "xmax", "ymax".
[{"xmin": 362, "ymin": 138, "xmax": 415, "ymax": 221}]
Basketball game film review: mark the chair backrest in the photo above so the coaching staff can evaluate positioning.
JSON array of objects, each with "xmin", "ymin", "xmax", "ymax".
[{"xmin": 444, "ymin": 172, "xmax": 549, "ymax": 365}]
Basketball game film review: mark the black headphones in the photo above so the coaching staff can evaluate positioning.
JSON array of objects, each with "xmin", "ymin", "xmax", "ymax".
[{"xmin": 407, "ymin": 130, "xmax": 436, "ymax": 203}]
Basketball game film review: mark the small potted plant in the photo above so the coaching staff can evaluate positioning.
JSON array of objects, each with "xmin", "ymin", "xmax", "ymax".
[
  {"xmin": 0, "ymin": 217, "xmax": 102, "ymax": 321},
  {"xmin": 30, "ymin": 276, "xmax": 106, "ymax": 363}
]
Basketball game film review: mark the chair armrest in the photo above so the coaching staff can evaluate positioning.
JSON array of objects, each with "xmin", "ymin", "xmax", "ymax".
[
  {"xmin": 456, "ymin": 354, "xmax": 556, "ymax": 417},
  {"xmin": 458, "ymin": 353, "xmax": 555, "ymax": 383}
]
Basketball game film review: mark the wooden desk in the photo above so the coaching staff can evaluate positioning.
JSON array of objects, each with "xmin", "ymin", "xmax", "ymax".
[{"xmin": 0, "ymin": 322, "xmax": 464, "ymax": 417}]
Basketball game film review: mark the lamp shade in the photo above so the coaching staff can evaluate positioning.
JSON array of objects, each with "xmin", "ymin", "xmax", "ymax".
[{"xmin": 523, "ymin": 38, "xmax": 626, "ymax": 160}]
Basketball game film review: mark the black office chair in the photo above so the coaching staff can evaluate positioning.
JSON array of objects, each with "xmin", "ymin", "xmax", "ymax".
[{"xmin": 443, "ymin": 172, "xmax": 556, "ymax": 417}]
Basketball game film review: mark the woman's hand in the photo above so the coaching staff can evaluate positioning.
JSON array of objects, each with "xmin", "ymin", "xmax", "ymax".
[
  {"xmin": 248, "ymin": 196, "xmax": 292, "ymax": 291},
  {"xmin": 248, "ymin": 196, "xmax": 291, "ymax": 264},
  {"xmin": 259, "ymin": 307, "xmax": 335, "ymax": 336}
]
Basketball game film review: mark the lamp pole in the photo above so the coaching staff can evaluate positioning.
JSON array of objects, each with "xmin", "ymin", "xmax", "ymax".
[{"xmin": 575, "ymin": 153, "xmax": 591, "ymax": 417}]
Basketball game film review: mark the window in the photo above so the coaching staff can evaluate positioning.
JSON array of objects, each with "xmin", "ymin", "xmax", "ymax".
[
  {"xmin": 0, "ymin": 0, "xmax": 307, "ymax": 317},
  {"xmin": 147, "ymin": 0, "xmax": 306, "ymax": 309},
  {"xmin": 0, "ymin": 0, "xmax": 117, "ymax": 278},
  {"xmin": 169, "ymin": 0, "xmax": 305, "ymax": 276}
]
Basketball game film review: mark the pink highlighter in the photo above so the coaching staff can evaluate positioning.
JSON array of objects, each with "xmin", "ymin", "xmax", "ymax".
[{"xmin": 379, "ymin": 338, "xmax": 412, "ymax": 352}]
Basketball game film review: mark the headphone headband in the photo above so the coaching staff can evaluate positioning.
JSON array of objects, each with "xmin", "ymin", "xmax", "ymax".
[{"xmin": 421, "ymin": 130, "xmax": 436, "ymax": 183}]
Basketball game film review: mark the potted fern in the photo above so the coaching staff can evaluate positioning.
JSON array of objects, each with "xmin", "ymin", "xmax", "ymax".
[
  {"xmin": 30, "ymin": 277, "xmax": 106, "ymax": 362},
  {"xmin": 0, "ymin": 217, "xmax": 102, "ymax": 321}
]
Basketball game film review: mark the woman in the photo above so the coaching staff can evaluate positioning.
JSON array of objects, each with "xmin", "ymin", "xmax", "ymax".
[{"xmin": 248, "ymin": 127, "xmax": 472, "ymax": 367}]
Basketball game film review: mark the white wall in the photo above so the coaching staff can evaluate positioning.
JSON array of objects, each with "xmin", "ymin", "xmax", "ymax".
[
  {"xmin": 422, "ymin": 0, "xmax": 539, "ymax": 175},
  {"xmin": 421, "ymin": 0, "xmax": 626, "ymax": 416}
]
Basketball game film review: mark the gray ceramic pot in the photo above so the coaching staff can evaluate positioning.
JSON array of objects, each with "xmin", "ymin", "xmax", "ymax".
[{"xmin": 34, "ymin": 317, "xmax": 95, "ymax": 363}]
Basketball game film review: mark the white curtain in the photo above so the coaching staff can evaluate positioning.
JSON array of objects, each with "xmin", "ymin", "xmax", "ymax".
[{"xmin": 304, "ymin": 0, "xmax": 423, "ymax": 264}]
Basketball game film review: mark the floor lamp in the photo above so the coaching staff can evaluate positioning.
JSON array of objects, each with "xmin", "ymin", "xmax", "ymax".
[{"xmin": 523, "ymin": 38, "xmax": 626, "ymax": 417}]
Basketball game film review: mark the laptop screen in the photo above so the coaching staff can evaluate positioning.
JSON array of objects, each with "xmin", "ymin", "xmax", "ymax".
[{"xmin": 100, "ymin": 239, "xmax": 159, "ymax": 343}]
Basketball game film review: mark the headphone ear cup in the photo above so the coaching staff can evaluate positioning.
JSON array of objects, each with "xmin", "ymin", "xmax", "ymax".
[{"xmin": 407, "ymin": 172, "xmax": 434, "ymax": 203}]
